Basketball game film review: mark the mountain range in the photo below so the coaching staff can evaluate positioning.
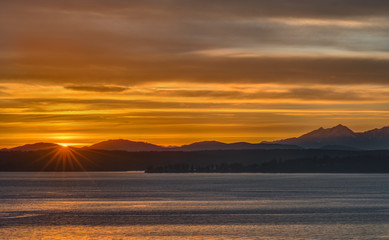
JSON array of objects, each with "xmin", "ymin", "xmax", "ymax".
[
  {"xmin": 86, "ymin": 139, "xmax": 301, "ymax": 151},
  {"xmin": 0, "ymin": 139, "xmax": 300, "ymax": 152},
  {"xmin": 272, "ymin": 124, "xmax": 389, "ymax": 150},
  {"xmin": 2, "ymin": 124, "xmax": 389, "ymax": 152}
]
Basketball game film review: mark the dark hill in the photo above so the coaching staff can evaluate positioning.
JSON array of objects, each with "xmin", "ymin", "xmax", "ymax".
[
  {"xmin": 89, "ymin": 139, "xmax": 165, "ymax": 151},
  {"xmin": 0, "ymin": 142, "xmax": 59, "ymax": 152}
]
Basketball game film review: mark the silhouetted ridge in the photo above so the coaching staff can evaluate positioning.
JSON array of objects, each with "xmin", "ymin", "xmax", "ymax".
[
  {"xmin": 299, "ymin": 124, "xmax": 355, "ymax": 139},
  {"xmin": 320, "ymin": 145, "xmax": 359, "ymax": 151},
  {"xmin": 180, "ymin": 141, "xmax": 229, "ymax": 151},
  {"xmin": 0, "ymin": 142, "xmax": 59, "ymax": 152},
  {"xmin": 3, "ymin": 124, "xmax": 389, "ymax": 152},
  {"xmin": 176, "ymin": 141, "xmax": 301, "ymax": 151},
  {"xmin": 89, "ymin": 139, "xmax": 165, "ymax": 151},
  {"xmin": 273, "ymin": 124, "xmax": 389, "ymax": 150},
  {"xmin": 88, "ymin": 140, "xmax": 300, "ymax": 152}
]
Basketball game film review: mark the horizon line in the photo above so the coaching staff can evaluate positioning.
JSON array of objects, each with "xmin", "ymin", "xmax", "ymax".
[{"xmin": 2, "ymin": 123, "xmax": 389, "ymax": 149}]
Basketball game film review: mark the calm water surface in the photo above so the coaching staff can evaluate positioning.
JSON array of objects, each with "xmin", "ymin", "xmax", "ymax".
[{"xmin": 1, "ymin": 172, "xmax": 389, "ymax": 239}]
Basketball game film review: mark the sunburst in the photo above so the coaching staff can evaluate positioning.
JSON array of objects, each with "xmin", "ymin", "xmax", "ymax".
[{"xmin": 34, "ymin": 145, "xmax": 93, "ymax": 171}]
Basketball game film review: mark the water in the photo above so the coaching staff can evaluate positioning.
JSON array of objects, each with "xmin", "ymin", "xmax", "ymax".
[{"xmin": 1, "ymin": 172, "xmax": 389, "ymax": 239}]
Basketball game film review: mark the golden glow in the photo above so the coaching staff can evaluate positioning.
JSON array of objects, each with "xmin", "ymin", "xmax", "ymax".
[
  {"xmin": 1, "ymin": 82, "xmax": 389, "ymax": 148},
  {"xmin": 1, "ymin": 1, "xmax": 389, "ymax": 148},
  {"xmin": 267, "ymin": 17, "xmax": 381, "ymax": 27}
]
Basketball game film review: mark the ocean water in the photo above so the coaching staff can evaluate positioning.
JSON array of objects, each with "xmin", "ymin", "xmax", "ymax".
[{"xmin": 1, "ymin": 172, "xmax": 389, "ymax": 239}]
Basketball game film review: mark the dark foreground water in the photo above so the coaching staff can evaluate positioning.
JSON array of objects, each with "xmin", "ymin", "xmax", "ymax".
[{"xmin": 1, "ymin": 172, "xmax": 389, "ymax": 239}]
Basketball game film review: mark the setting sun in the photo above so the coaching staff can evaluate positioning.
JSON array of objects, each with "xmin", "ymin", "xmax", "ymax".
[
  {"xmin": 1, "ymin": 0, "xmax": 389, "ymax": 148},
  {"xmin": 2, "ymin": 1, "xmax": 389, "ymax": 239},
  {"xmin": 37, "ymin": 144, "xmax": 90, "ymax": 172}
]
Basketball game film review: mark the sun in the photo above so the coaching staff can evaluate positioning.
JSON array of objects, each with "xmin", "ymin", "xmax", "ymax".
[{"xmin": 58, "ymin": 143, "xmax": 69, "ymax": 147}]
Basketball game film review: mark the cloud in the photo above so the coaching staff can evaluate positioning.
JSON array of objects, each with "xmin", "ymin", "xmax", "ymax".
[
  {"xmin": 2, "ymin": 0, "xmax": 389, "ymax": 147},
  {"xmin": 64, "ymin": 85, "xmax": 128, "ymax": 92},
  {"xmin": 0, "ymin": 98, "xmax": 232, "ymax": 110},
  {"xmin": 2, "ymin": 57, "xmax": 389, "ymax": 85},
  {"xmin": 1, "ymin": 96, "xmax": 389, "ymax": 114},
  {"xmin": 1, "ymin": 0, "xmax": 389, "ymax": 87},
  {"xmin": 4, "ymin": 0, "xmax": 389, "ymax": 18},
  {"xmin": 0, "ymin": 86, "xmax": 9, "ymax": 96},
  {"xmin": 153, "ymin": 87, "xmax": 389, "ymax": 102}
]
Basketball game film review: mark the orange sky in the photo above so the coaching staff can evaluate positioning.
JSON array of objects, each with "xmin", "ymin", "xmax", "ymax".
[{"xmin": 1, "ymin": 1, "xmax": 389, "ymax": 147}]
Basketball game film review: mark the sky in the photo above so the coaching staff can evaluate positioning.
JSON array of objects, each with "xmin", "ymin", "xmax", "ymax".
[{"xmin": 1, "ymin": 0, "xmax": 389, "ymax": 147}]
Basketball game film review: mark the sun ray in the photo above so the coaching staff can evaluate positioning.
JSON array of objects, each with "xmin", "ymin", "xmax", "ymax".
[{"xmin": 31, "ymin": 145, "xmax": 93, "ymax": 172}]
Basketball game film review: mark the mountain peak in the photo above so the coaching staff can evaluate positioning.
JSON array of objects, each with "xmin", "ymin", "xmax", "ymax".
[
  {"xmin": 272, "ymin": 124, "xmax": 389, "ymax": 150},
  {"xmin": 333, "ymin": 124, "xmax": 349, "ymax": 129},
  {"xmin": 330, "ymin": 124, "xmax": 354, "ymax": 134},
  {"xmin": 300, "ymin": 124, "xmax": 354, "ymax": 139}
]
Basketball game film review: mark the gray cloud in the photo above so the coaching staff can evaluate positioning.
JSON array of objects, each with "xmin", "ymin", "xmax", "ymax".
[
  {"xmin": 4, "ymin": 0, "xmax": 389, "ymax": 18},
  {"xmin": 3, "ymin": 57, "xmax": 389, "ymax": 85},
  {"xmin": 1, "ymin": 0, "xmax": 389, "ymax": 86}
]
